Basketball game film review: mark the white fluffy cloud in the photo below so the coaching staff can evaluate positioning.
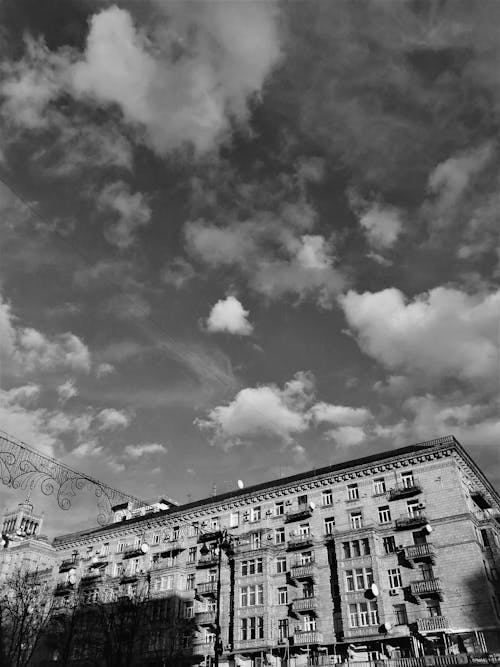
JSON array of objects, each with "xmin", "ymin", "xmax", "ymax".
[
  {"xmin": 196, "ymin": 371, "xmax": 374, "ymax": 449},
  {"xmin": 124, "ymin": 442, "xmax": 167, "ymax": 459},
  {"xmin": 96, "ymin": 408, "xmax": 131, "ymax": 431},
  {"xmin": 0, "ymin": 293, "xmax": 91, "ymax": 376},
  {"xmin": 97, "ymin": 181, "xmax": 151, "ymax": 249},
  {"xmin": 206, "ymin": 296, "xmax": 253, "ymax": 336},
  {"xmin": 57, "ymin": 379, "xmax": 78, "ymax": 403},
  {"xmin": 358, "ymin": 204, "xmax": 402, "ymax": 250},
  {"xmin": 340, "ymin": 286, "xmax": 500, "ymax": 384}
]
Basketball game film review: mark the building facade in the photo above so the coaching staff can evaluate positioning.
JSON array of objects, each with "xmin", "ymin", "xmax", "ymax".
[{"xmin": 3, "ymin": 435, "xmax": 500, "ymax": 666}]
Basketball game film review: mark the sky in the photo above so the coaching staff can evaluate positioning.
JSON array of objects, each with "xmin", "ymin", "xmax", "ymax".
[{"xmin": 0, "ymin": 0, "xmax": 499, "ymax": 535}]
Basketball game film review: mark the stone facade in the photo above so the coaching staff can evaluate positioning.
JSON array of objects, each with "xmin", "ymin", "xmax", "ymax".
[{"xmin": 3, "ymin": 435, "xmax": 500, "ymax": 666}]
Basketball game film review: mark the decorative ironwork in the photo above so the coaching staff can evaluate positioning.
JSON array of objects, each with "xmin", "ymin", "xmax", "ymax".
[{"xmin": 0, "ymin": 430, "xmax": 146, "ymax": 525}]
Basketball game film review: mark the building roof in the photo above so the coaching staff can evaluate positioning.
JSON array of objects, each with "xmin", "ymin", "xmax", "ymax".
[{"xmin": 53, "ymin": 435, "xmax": 461, "ymax": 545}]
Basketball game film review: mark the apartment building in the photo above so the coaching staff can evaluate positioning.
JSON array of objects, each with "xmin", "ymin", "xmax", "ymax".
[{"xmin": 9, "ymin": 435, "xmax": 500, "ymax": 666}]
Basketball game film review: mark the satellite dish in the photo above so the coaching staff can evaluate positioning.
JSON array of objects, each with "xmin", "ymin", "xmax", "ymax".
[
  {"xmin": 424, "ymin": 523, "xmax": 433, "ymax": 534},
  {"xmin": 141, "ymin": 543, "xmax": 149, "ymax": 553},
  {"xmin": 92, "ymin": 556, "xmax": 98, "ymax": 564},
  {"xmin": 69, "ymin": 568, "xmax": 76, "ymax": 576},
  {"xmin": 237, "ymin": 480, "xmax": 244, "ymax": 489},
  {"xmin": 68, "ymin": 574, "xmax": 76, "ymax": 585},
  {"xmin": 309, "ymin": 501, "xmax": 316, "ymax": 510},
  {"xmin": 382, "ymin": 622, "xmax": 392, "ymax": 633},
  {"xmin": 370, "ymin": 583, "xmax": 379, "ymax": 597}
]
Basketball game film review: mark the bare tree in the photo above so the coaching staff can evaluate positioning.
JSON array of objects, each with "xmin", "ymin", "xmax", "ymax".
[{"xmin": 0, "ymin": 569, "xmax": 55, "ymax": 667}]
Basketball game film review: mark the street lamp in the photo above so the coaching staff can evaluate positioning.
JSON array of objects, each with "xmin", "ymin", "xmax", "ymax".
[{"xmin": 199, "ymin": 529, "xmax": 235, "ymax": 667}]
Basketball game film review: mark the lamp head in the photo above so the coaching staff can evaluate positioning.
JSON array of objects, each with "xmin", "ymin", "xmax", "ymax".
[{"xmin": 199, "ymin": 543, "xmax": 210, "ymax": 557}]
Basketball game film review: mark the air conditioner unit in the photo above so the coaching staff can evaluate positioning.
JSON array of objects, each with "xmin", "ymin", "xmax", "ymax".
[{"xmin": 389, "ymin": 588, "xmax": 398, "ymax": 596}]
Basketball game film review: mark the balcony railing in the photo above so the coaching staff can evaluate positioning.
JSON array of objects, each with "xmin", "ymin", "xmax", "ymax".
[
  {"xmin": 198, "ymin": 530, "xmax": 222, "ymax": 543},
  {"xmin": 293, "ymin": 631, "xmax": 323, "ymax": 645},
  {"xmin": 285, "ymin": 505, "xmax": 313, "ymax": 523},
  {"xmin": 410, "ymin": 578, "xmax": 442, "ymax": 596},
  {"xmin": 416, "ymin": 616, "xmax": 449, "ymax": 632},
  {"xmin": 196, "ymin": 556, "xmax": 219, "ymax": 569},
  {"xmin": 395, "ymin": 514, "xmax": 427, "ymax": 530},
  {"xmin": 196, "ymin": 581, "xmax": 217, "ymax": 596},
  {"xmin": 54, "ymin": 581, "xmax": 75, "ymax": 595},
  {"xmin": 404, "ymin": 543, "xmax": 436, "ymax": 562},
  {"xmin": 291, "ymin": 597, "xmax": 317, "ymax": 613},
  {"xmin": 122, "ymin": 545, "xmax": 147, "ymax": 559},
  {"xmin": 59, "ymin": 559, "xmax": 78, "ymax": 573},
  {"xmin": 290, "ymin": 563, "xmax": 315, "ymax": 579},
  {"xmin": 80, "ymin": 571, "xmax": 103, "ymax": 584},
  {"xmin": 287, "ymin": 534, "xmax": 314, "ymax": 550},
  {"xmin": 388, "ymin": 481, "xmax": 422, "ymax": 501},
  {"xmin": 345, "ymin": 625, "xmax": 380, "ymax": 638},
  {"xmin": 195, "ymin": 611, "xmax": 216, "ymax": 625}
]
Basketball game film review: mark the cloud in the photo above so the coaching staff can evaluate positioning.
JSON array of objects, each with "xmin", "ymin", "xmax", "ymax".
[
  {"xmin": 124, "ymin": 442, "xmax": 167, "ymax": 459},
  {"xmin": 57, "ymin": 379, "xmax": 78, "ymax": 403},
  {"xmin": 206, "ymin": 296, "xmax": 253, "ymax": 336},
  {"xmin": 96, "ymin": 408, "xmax": 131, "ymax": 431},
  {"xmin": 340, "ymin": 286, "xmax": 500, "ymax": 385},
  {"xmin": 97, "ymin": 181, "xmax": 151, "ymax": 249},
  {"xmin": 310, "ymin": 403, "xmax": 372, "ymax": 427},
  {"xmin": 96, "ymin": 362, "xmax": 115, "ymax": 379},
  {"xmin": 70, "ymin": 4, "xmax": 281, "ymax": 155},
  {"xmin": 161, "ymin": 257, "xmax": 196, "ymax": 289},
  {"xmin": 195, "ymin": 372, "xmax": 314, "ymax": 448},
  {"xmin": 358, "ymin": 204, "xmax": 403, "ymax": 250},
  {"xmin": 3, "ymin": 384, "xmax": 40, "ymax": 406}
]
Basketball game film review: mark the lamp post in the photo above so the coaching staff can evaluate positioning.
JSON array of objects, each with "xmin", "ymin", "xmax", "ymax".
[{"xmin": 199, "ymin": 529, "xmax": 235, "ymax": 667}]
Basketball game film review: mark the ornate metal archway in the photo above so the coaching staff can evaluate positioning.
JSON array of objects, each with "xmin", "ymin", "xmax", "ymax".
[{"xmin": 0, "ymin": 430, "xmax": 146, "ymax": 525}]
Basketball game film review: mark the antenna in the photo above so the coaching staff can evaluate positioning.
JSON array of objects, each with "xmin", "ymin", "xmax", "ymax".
[{"xmin": 237, "ymin": 480, "xmax": 244, "ymax": 489}]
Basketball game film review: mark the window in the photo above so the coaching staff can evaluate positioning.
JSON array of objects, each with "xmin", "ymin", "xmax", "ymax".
[
  {"xmin": 278, "ymin": 619, "xmax": 289, "ymax": 640},
  {"xmin": 100, "ymin": 543, "xmax": 109, "ymax": 556},
  {"xmin": 378, "ymin": 506, "xmax": 391, "ymax": 524},
  {"xmin": 383, "ymin": 536, "xmax": 397, "ymax": 554},
  {"xmin": 388, "ymin": 568, "xmax": 402, "ymax": 588},
  {"xmin": 361, "ymin": 538, "xmax": 370, "ymax": 555},
  {"xmin": 324, "ymin": 517, "xmax": 336, "ymax": 535},
  {"xmin": 241, "ymin": 616, "xmax": 264, "ymax": 640},
  {"xmin": 191, "ymin": 522, "xmax": 199, "ymax": 536},
  {"xmin": 418, "ymin": 562, "xmax": 433, "ymax": 581},
  {"xmin": 298, "ymin": 494, "xmax": 308, "ymax": 506},
  {"xmin": 152, "ymin": 534, "xmax": 160, "ymax": 545},
  {"xmin": 299, "ymin": 551, "xmax": 313, "ymax": 565},
  {"xmin": 304, "ymin": 614, "xmax": 316, "ymax": 631},
  {"xmin": 426, "ymin": 599, "xmax": 441, "ymax": 617},
  {"xmin": 160, "ymin": 574, "xmax": 174, "ymax": 590},
  {"xmin": 352, "ymin": 540, "xmax": 361, "ymax": 557},
  {"xmin": 413, "ymin": 531, "xmax": 427, "ymax": 546},
  {"xmin": 250, "ymin": 506, "xmax": 261, "ymax": 522},
  {"xmin": 276, "ymin": 556, "xmax": 287, "ymax": 573},
  {"xmin": 209, "ymin": 517, "xmax": 220, "ymax": 531},
  {"xmin": 322, "ymin": 489, "xmax": 333, "ymax": 506},
  {"xmin": 394, "ymin": 604, "xmax": 408, "ymax": 625},
  {"xmin": 348, "ymin": 601, "xmax": 379, "ymax": 628},
  {"xmin": 275, "ymin": 528, "xmax": 285, "ymax": 544},
  {"xmin": 188, "ymin": 547, "xmax": 197, "ymax": 564},
  {"xmin": 480, "ymin": 528, "xmax": 491, "ymax": 547},
  {"xmin": 401, "ymin": 471, "xmax": 414, "ymax": 488},
  {"xmin": 240, "ymin": 584, "xmax": 264, "ymax": 607},
  {"xmin": 184, "ymin": 602, "xmax": 194, "ymax": 618},
  {"xmin": 209, "ymin": 569, "xmax": 217, "ymax": 582},
  {"xmin": 350, "ymin": 511, "xmax": 363, "ymax": 529},
  {"xmin": 343, "ymin": 538, "xmax": 370, "ymax": 558},
  {"xmin": 249, "ymin": 532, "xmax": 262, "ymax": 550},
  {"xmin": 117, "ymin": 542, "xmax": 125, "ymax": 553},
  {"xmin": 347, "ymin": 483, "xmax": 359, "ymax": 501},
  {"xmin": 230, "ymin": 512, "xmax": 239, "ymax": 528},
  {"xmin": 172, "ymin": 526, "xmax": 180, "ymax": 540},
  {"xmin": 277, "ymin": 587, "xmax": 288, "ymax": 604},
  {"xmin": 241, "ymin": 558, "xmax": 263, "ymax": 576},
  {"xmin": 407, "ymin": 499, "xmax": 421, "ymax": 518},
  {"xmin": 275, "ymin": 501, "xmax": 284, "ymax": 516},
  {"xmin": 346, "ymin": 568, "xmax": 373, "ymax": 591},
  {"xmin": 298, "ymin": 523, "xmax": 310, "ymax": 536},
  {"xmin": 492, "ymin": 597, "xmax": 500, "ymax": 620},
  {"xmin": 186, "ymin": 573, "xmax": 195, "ymax": 590},
  {"xmin": 373, "ymin": 478, "xmax": 386, "ymax": 495}
]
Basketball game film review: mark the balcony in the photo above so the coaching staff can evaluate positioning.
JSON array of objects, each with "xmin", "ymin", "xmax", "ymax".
[
  {"xmin": 287, "ymin": 534, "xmax": 314, "ymax": 550},
  {"xmin": 292, "ymin": 631, "xmax": 323, "ymax": 645},
  {"xmin": 403, "ymin": 543, "xmax": 436, "ymax": 563},
  {"xmin": 290, "ymin": 562, "xmax": 315, "ymax": 580},
  {"xmin": 195, "ymin": 611, "xmax": 216, "ymax": 625},
  {"xmin": 388, "ymin": 481, "xmax": 422, "ymax": 501},
  {"xmin": 416, "ymin": 616, "xmax": 449, "ymax": 632},
  {"xmin": 236, "ymin": 639, "xmax": 270, "ymax": 651},
  {"xmin": 286, "ymin": 504, "xmax": 313, "ymax": 523},
  {"xmin": 122, "ymin": 545, "xmax": 147, "ymax": 559},
  {"xmin": 395, "ymin": 514, "xmax": 428, "ymax": 530},
  {"xmin": 345, "ymin": 625, "xmax": 381, "ymax": 638},
  {"xmin": 192, "ymin": 640, "xmax": 215, "ymax": 654},
  {"xmin": 54, "ymin": 581, "xmax": 74, "ymax": 595},
  {"xmin": 196, "ymin": 555, "xmax": 219, "ymax": 569},
  {"xmin": 59, "ymin": 559, "xmax": 78, "ymax": 573},
  {"xmin": 291, "ymin": 597, "xmax": 318, "ymax": 613},
  {"xmin": 198, "ymin": 530, "xmax": 222, "ymax": 543},
  {"xmin": 410, "ymin": 578, "xmax": 442, "ymax": 597},
  {"xmin": 196, "ymin": 581, "xmax": 218, "ymax": 596},
  {"xmin": 120, "ymin": 573, "xmax": 138, "ymax": 584}
]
